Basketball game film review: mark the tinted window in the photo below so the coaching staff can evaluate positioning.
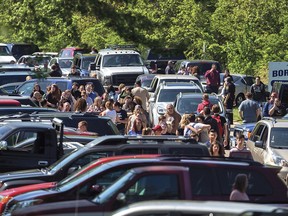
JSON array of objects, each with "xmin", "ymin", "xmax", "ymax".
[
  {"xmin": 217, "ymin": 169, "xmax": 272, "ymax": 195},
  {"xmin": 189, "ymin": 167, "xmax": 217, "ymax": 195},
  {"xmin": 124, "ymin": 174, "xmax": 180, "ymax": 203},
  {"xmin": 176, "ymin": 97, "xmax": 223, "ymax": 114},
  {"xmin": 82, "ymin": 57, "xmax": 96, "ymax": 70},
  {"xmin": 0, "ymin": 46, "xmax": 11, "ymax": 55},
  {"xmin": 243, "ymin": 77, "xmax": 255, "ymax": 86},
  {"xmin": 11, "ymin": 44, "xmax": 40, "ymax": 59},
  {"xmin": 58, "ymin": 59, "xmax": 73, "ymax": 68},
  {"xmin": 103, "ymin": 54, "xmax": 143, "ymax": 67},
  {"xmin": 158, "ymin": 89, "xmax": 201, "ymax": 102}
]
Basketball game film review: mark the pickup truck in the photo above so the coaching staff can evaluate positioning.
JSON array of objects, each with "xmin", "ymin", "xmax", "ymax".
[{"xmin": 0, "ymin": 118, "xmax": 66, "ymax": 172}]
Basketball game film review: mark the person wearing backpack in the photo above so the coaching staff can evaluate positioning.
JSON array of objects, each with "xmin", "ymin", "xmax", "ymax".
[{"xmin": 212, "ymin": 104, "xmax": 229, "ymax": 150}]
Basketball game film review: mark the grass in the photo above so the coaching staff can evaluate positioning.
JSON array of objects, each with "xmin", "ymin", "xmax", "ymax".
[{"xmin": 233, "ymin": 107, "xmax": 242, "ymax": 124}]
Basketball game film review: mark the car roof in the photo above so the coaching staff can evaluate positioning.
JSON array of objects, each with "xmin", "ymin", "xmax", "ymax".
[
  {"xmin": 154, "ymin": 74, "xmax": 199, "ymax": 80},
  {"xmin": 160, "ymin": 82, "xmax": 201, "ymax": 88},
  {"xmin": 177, "ymin": 92, "xmax": 218, "ymax": 98},
  {"xmin": 98, "ymin": 49, "xmax": 140, "ymax": 55},
  {"xmin": 1, "ymin": 121, "xmax": 55, "ymax": 129},
  {"xmin": 259, "ymin": 118, "xmax": 288, "ymax": 128}
]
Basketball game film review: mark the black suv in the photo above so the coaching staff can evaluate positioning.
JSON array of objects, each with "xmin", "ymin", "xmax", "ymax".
[
  {"xmin": 6, "ymin": 43, "xmax": 40, "ymax": 61},
  {"xmin": 144, "ymin": 48, "xmax": 186, "ymax": 74}
]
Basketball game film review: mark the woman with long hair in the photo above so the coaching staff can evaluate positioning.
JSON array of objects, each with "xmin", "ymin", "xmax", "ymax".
[
  {"xmin": 87, "ymin": 96, "xmax": 103, "ymax": 113},
  {"xmin": 229, "ymin": 174, "xmax": 249, "ymax": 201},
  {"xmin": 45, "ymin": 84, "xmax": 61, "ymax": 109},
  {"xmin": 74, "ymin": 98, "xmax": 87, "ymax": 113}
]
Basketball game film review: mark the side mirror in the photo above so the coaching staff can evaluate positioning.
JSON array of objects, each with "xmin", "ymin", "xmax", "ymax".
[
  {"xmin": 255, "ymin": 140, "xmax": 264, "ymax": 148},
  {"xmin": 89, "ymin": 63, "xmax": 96, "ymax": 70},
  {"xmin": 149, "ymin": 98, "xmax": 155, "ymax": 103},
  {"xmin": 0, "ymin": 141, "xmax": 8, "ymax": 150},
  {"xmin": 95, "ymin": 66, "xmax": 100, "ymax": 70},
  {"xmin": 91, "ymin": 184, "xmax": 105, "ymax": 194},
  {"xmin": 116, "ymin": 193, "xmax": 126, "ymax": 202}
]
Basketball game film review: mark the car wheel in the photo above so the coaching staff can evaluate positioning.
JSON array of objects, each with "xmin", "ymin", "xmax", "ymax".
[{"xmin": 236, "ymin": 94, "xmax": 245, "ymax": 106}]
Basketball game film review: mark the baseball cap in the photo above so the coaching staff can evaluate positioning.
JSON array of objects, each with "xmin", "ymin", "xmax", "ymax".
[{"xmin": 152, "ymin": 125, "xmax": 162, "ymax": 131}]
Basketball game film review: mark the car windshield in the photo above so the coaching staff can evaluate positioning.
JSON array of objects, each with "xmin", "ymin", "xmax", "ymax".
[
  {"xmin": 83, "ymin": 57, "xmax": 96, "ymax": 70},
  {"xmin": 0, "ymin": 125, "xmax": 12, "ymax": 138},
  {"xmin": 176, "ymin": 97, "xmax": 223, "ymax": 114},
  {"xmin": 93, "ymin": 170, "xmax": 134, "ymax": 204},
  {"xmin": 26, "ymin": 56, "xmax": 51, "ymax": 66},
  {"xmin": 0, "ymin": 46, "xmax": 11, "ymax": 56},
  {"xmin": 58, "ymin": 59, "xmax": 73, "ymax": 69},
  {"xmin": 103, "ymin": 54, "xmax": 143, "ymax": 67},
  {"xmin": 158, "ymin": 88, "xmax": 201, "ymax": 102},
  {"xmin": 270, "ymin": 128, "xmax": 288, "ymax": 148}
]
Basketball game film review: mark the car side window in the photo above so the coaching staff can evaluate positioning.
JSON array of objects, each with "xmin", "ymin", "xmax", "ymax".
[
  {"xmin": 124, "ymin": 174, "xmax": 180, "ymax": 204},
  {"xmin": 218, "ymin": 169, "xmax": 272, "ymax": 196},
  {"xmin": 250, "ymin": 124, "xmax": 264, "ymax": 142},
  {"xmin": 189, "ymin": 167, "xmax": 218, "ymax": 196},
  {"xmin": 260, "ymin": 126, "xmax": 268, "ymax": 148}
]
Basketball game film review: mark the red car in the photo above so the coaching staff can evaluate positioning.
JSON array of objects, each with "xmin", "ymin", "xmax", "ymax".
[
  {"xmin": 0, "ymin": 154, "xmax": 159, "ymax": 214},
  {"xmin": 58, "ymin": 47, "xmax": 89, "ymax": 58}
]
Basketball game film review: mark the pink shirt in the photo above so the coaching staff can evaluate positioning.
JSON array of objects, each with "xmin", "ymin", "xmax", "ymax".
[{"xmin": 230, "ymin": 189, "xmax": 249, "ymax": 201}]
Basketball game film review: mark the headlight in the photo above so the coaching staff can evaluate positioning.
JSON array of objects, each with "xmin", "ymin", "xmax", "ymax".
[
  {"xmin": 157, "ymin": 106, "xmax": 166, "ymax": 114},
  {"xmin": 6, "ymin": 199, "xmax": 42, "ymax": 214},
  {"xmin": 271, "ymin": 153, "xmax": 288, "ymax": 167}
]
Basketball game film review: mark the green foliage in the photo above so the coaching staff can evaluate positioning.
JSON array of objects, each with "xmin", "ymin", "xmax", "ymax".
[{"xmin": 1, "ymin": 0, "xmax": 288, "ymax": 80}]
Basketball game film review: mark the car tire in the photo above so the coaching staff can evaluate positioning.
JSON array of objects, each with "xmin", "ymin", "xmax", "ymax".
[{"xmin": 236, "ymin": 93, "xmax": 245, "ymax": 106}]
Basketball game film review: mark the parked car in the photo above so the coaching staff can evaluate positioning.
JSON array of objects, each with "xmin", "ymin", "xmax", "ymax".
[
  {"xmin": 7, "ymin": 157, "xmax": 288, "ymax": 215},
  {"xmin": 219, "ymin": 73, "xmax": 269, "ymax": 106},
  {"xmin": 143, "ymin": 47, "xmax": 186, "ymax": 74},
  {"xmin": 0, "ymin": 95, "xmax": 37, "ymax": 107},
  {"xmin": 246, "ymin": 118, "xmax": 288, "ymax": 184},
  {"xmin": 112, "ymin": 200, "xmax": 288, "ymax": 216},
  {"xmin": 0, "ymin": 64, "xmax": 36, "ymax": 86},
  {"xmin": 177, "ymin": 60, "xmax": 222, "ymax": 90},
  {"xmin": 230, "ymin": 122, "xmax": 256, "ymax": 148},
  {"xmin": 0, "ymin": 136, "xmax": 207, "ymax": 191},
  {"xmin": 149, "ymin": 82, "xmax": 202, "ymax": 125},
  {"xmin": 48, "ymin": 57, "xmax": 73, "ymax": 76},
  {"xmin": 5, "ymin": 43, "xmax": 40, "ymax": 61},
  {"xmin": 0, "ymin": 155, "xmax": 160, "ymax": 213},
  {"xmin": 89, "ymin": 49, "xmax": 149, "ymax": 87},
  {"xmin": 135, "ymin": 74, "xmax": 156, "ymax": 89},
  {"xmin": 148, "ymin": 74, "xmax": 204, "ymax": 98},
  {"xmin": 73, "ymin": 53, "xmax": 97, "ymax": 76},
  {"xmin": 58, "ymin": 47, "xmax": 90, "ymax": 58},
  {"xmin": 174, "ymin": 92, "xmax": 226, "ymax": 117},
  {"xmin": 0, "ymin": 112, "xmax": 119, "ymax": 136},
  {"xmin": 0, "ymin": 82, "xmax": 21, "ymax": 94},
  {"xmin": 17, "ymin": 55, "xmax": 52, "ymax": 70},
  {"xmin": 0, "ymin": 43, "xmax": 16, "ymax": 64},
  {"xmin": 0, "ymin": 107, "xmax": 58, "ymax": 116},
  {"xmin": 13, "ymin": 77, "xmax": 105, "ymax": 97}
]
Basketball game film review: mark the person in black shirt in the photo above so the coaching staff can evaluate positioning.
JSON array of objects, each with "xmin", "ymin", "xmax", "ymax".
[
  {"xmin": 250, "ymin": 76, "xmax": 266, "ymax": 103},
  {"xmin": 49, "ymin": 64, "xmax": 62, "ymax": 77},
  {"xmin": 114, "ymin": 102, "xmax": 128, "ymax": 135}
]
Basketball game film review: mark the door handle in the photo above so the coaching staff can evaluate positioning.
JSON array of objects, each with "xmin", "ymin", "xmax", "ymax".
[{"xmin": 38, "ymin": 161, "xmax": 49, "ymax": 166}]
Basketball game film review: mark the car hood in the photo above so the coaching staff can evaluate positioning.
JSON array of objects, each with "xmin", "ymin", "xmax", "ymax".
[
  {"xmin": 235, "ymin": 123, "xmax": 256, "ymax": 132},
  {"xmin": 0, "ymin": 182, "xmax": 56, "ymax": 197},
  {"xmin": 102, "ymin": 66, "xmax": 146, "ymax": 76},
  {"xmin": 271, "ymin": 148, "xmax": 288, "ymax": 160},
  {"xmin": 0, "ymin": 169, "xmax": 44, "ymax": 182}
]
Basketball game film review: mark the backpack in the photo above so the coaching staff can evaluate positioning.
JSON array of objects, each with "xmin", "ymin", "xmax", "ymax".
[{"xmin": 212, "ymin": 115, "xmax": 223, "ymax": 137}]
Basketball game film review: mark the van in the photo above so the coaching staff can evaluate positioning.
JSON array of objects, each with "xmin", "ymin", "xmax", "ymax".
[
  {"xmin": 14, "ymin": 77, "xmax": 105, "ymax": 97},
  {"xmin": 5, "ymin": 43, "xmax": 40, "ymax": 61}
]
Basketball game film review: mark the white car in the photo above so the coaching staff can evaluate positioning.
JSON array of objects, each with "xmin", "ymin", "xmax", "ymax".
[
  {"xmin": 148, "ymin": 82, "xmax": 202, "ymax": 126},
  {"xmin": 0, "ymin": 43, "xmax": 16, "ymax": 64},
  {"xmin": 220, "ymin": 73, "xmax": 268, "ymax": 106}
]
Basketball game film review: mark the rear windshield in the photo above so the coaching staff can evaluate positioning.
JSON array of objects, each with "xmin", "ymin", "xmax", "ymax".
[
  {"xmin": 158, "ymin": 88, "xmax": 201, "ymax": 102},
  {"xmin": 0, "ymin": 46, "xmax": 11, "ymax": 56},
  {"xmin": 11, "ymin": 44, "xmax": 40, "ymax": 59}
]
